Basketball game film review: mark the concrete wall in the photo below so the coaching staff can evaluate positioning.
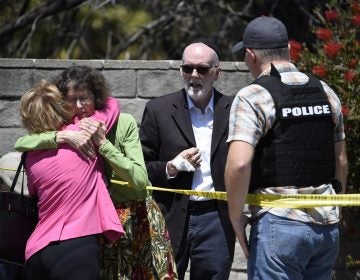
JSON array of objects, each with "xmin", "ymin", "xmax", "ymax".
[{"xmin": 0, "ymin": 58, "xmax": 252, "ymax": 157}]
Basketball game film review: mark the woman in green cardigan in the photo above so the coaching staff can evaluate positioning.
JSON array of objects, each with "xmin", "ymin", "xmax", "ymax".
[{"xmin": 15, "ymin": 65, "xmax": 177, "ymax": 280}]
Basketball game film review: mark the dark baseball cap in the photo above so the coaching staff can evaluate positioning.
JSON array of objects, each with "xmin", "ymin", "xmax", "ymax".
[{"xmin": 232, "ymin": 16, "xmax": 288, "ymax": 53}]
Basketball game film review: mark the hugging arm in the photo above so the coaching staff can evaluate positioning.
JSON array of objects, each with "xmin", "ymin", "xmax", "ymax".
[
  {"xmin": 98, "ymin": 114, "xmax": 148, "ymax": 191},
  {"xmin": 14, "ymin": 97, "xmax": 120, "ymax": 159},
  {"xmin": 14, "ymin": 128, "xmax": 96, "ymax": 160}
]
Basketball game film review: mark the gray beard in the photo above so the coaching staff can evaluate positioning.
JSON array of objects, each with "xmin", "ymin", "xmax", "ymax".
[{"xmin": 186, "ymin": 86, "xmax": 205, "ymax": 102}]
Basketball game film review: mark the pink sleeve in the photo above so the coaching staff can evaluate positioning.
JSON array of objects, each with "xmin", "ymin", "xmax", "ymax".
[
  {"xmin": 63, "ymin": 97, "xmax": 120, "ymax": 132},
  {"xmin": 90, "ymin": 97, "xmax": 120, "ymax": 133}
]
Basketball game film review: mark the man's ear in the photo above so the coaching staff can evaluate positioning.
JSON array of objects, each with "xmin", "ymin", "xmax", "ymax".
[
  {"xmin": 246, "ymin": 48, "xmax": 256, "ymax": 63},
  {"xmin": 215, "ymin": 67, "xmax": 221, "ymax": 81}
]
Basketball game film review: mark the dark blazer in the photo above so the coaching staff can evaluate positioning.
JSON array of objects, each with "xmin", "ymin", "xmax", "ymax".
[{"xmin": 139, "ymin": 88, "xmax": 235, "ymax": 258}]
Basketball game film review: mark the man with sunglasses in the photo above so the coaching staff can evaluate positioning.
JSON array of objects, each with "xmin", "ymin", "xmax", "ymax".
[{"xmin": 140, "ymin": 41, "xmax": 235, "ymax": 279}]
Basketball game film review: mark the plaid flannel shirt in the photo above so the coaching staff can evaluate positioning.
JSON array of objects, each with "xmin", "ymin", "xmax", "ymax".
[{"xmin": 227, "ymin": 62, "xmax": 345, "ymax": 224}]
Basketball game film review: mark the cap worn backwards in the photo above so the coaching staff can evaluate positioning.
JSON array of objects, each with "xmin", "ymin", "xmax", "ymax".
[{"xmin": 232, "ymin": 16, "xmax": 288, "ymax": 53}]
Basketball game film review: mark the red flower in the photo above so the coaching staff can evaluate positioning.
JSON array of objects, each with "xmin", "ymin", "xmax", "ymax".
[
  {"xmin": 289, "ymin": 39, "xmax": 302, "ymax": 62},
  {"xmin": 342, "ymin": 105, "xmax": 350, "ymax": 118},
  {"xmin": 348, "ymin": 58, "xmax": 358, "ymax": 68},
  {"xmin": 315, "ymin": 28, "xmax": 333, "ymax": 41},
  {"xmin": 352, "ymin": 15, "xmax": 360, "ymax": 26},
  {"xmin": 323, "ymin": 42, "xmax": 342, "ymax": 58},
  {"xmin": 344, "ymin": 70, "xmax": 356, "ymax": 82},
  {"xmin": 351, "ymin": 2, "xmax": 360, "ymax": 14},
  {"xmin": 289, "ymin": 39, "xmax": 302, "ymax": 51},
  {"xmin": 325, "ymin": 10, "xmax": 339, "ymax": 22},
  {"xmin": 312, "ymin": 65, "xmax": 327, "ymax": 77}
]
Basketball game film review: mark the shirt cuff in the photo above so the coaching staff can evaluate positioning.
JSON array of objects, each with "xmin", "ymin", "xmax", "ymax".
[
  {"xmin": 98, "ymin": 139, "xmax": 112, "ymax": 155},
  {"xmin": 166, "ymin": 161, "xmax": 177, "ymax": 179}
]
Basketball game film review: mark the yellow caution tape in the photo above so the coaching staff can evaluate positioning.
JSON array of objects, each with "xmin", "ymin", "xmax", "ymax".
[
  {"xmin": 0, "ymin": 167, "xmax": 25, "ymax": 172},
  {"xmin": 1, "ymin": 168, "xmax": 358, "ymax": 208},
  {"xmin": 147, "ymin": 185, "xmax": 227, "ymax": 200},
  {"xmin": 110, "ymin": 179, "xmax": 360, "ymax": 208},
  {"xmin": 244, "ymin": 193, "xmax": 360, "ymax": 208}
]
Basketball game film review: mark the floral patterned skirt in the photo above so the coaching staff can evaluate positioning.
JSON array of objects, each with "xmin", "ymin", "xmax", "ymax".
[{"xmin": 100, "ymin": 196, "xmax": 178, "ymax": 280}]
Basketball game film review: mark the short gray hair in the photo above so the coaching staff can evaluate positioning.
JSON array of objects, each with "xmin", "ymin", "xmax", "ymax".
[{"xmin": 252, "ymin": 47, "xmax": 289, "ymax": 63}]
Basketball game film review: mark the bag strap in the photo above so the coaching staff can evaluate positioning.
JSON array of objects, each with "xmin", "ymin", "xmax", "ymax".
[{"xmin": 10, "ymin": 152, "xmax": 27, "ymax": 193}]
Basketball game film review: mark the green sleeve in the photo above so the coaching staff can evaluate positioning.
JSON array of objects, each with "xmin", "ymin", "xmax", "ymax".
[
  {"xmin": 14, "ymin": 131, "xmax": 58, "ymax": 151},
  {"xmin": 99, "ymin": 114, "xmax": 149, "ymax": 191}
]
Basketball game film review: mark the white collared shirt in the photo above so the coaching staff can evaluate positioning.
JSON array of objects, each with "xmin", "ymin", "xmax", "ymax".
[{"xmin": 187, "ymin": 93, "xmax": 215, "ymax": 201}]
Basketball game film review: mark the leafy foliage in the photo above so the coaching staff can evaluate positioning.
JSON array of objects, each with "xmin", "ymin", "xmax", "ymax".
[
  {"xmin": 0, "ymin": 0, "xmax": 325, "ymax": 60},
  {"xmin": 290, "ymin": 0, "xmax": 360, "ymax": 194}
]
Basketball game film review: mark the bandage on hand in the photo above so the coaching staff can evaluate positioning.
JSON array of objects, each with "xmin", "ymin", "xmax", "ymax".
[{"xmin": 172, "ymin": 155, "xmax": 195, "ymax": 172}]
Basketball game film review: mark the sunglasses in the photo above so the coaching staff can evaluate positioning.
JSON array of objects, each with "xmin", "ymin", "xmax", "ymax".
[{"xmin": 181, "ymin": 65, "xmax": 218, "ymax": 75}]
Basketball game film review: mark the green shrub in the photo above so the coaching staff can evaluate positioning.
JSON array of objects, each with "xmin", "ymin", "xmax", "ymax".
[{"xmin": 290, "ymin": 0, "xmax": 360, "ymax": 197}]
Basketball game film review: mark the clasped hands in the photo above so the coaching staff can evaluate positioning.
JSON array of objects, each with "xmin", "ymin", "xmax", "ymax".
[{"xmin": 57, "ymin": 118, "xmax": 106, "ymax": 160}]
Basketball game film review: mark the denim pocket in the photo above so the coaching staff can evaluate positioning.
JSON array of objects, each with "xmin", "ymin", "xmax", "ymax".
[{"xmin": 269, "ymin": 217, "xmax": 311, "ymax": 263}]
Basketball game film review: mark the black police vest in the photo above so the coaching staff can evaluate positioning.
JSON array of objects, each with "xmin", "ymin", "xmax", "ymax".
[{"xmin": 249, "ymin": 71, "xmax": 335, "ymax": 192}]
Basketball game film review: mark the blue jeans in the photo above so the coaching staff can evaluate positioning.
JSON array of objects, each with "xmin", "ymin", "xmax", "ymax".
[{"xmin": 248, "ymin": 213, "xmax": 339, "ymax": 280}]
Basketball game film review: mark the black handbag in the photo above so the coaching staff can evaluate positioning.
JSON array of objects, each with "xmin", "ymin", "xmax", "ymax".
[{"xmin": 0, "ymin": 152, "xmax": 38, "ymax": 266}]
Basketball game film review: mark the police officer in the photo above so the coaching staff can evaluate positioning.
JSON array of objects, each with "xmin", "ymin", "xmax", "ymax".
[{"xmin": 225, "ymin": 16, "xmax": 348, "ymax": 280}]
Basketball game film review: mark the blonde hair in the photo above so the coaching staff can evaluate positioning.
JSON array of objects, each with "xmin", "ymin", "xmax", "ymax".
[{"xmin": 20, "ymin": 80, "xmax": 73, "ymax": 134}]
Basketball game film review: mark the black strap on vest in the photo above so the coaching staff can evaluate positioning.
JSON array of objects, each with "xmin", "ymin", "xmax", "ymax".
[{"xmin": 249, "ymin": 65, "xmax": 335, "ymax": 191}]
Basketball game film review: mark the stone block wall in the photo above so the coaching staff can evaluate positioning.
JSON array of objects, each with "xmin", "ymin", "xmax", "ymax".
[{"xmin": 0, "ymin": 58, "xmax": 252, "ymax": 156}]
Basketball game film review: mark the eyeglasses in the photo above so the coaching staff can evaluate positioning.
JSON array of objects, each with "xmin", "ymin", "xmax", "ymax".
[
  {"xmin": 67, "ymin": 96, "xmax": 93, "ymax": 105},
  {"xmin": 181, "ymin": 65, "xmax": 218, "ymax": 75}
]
